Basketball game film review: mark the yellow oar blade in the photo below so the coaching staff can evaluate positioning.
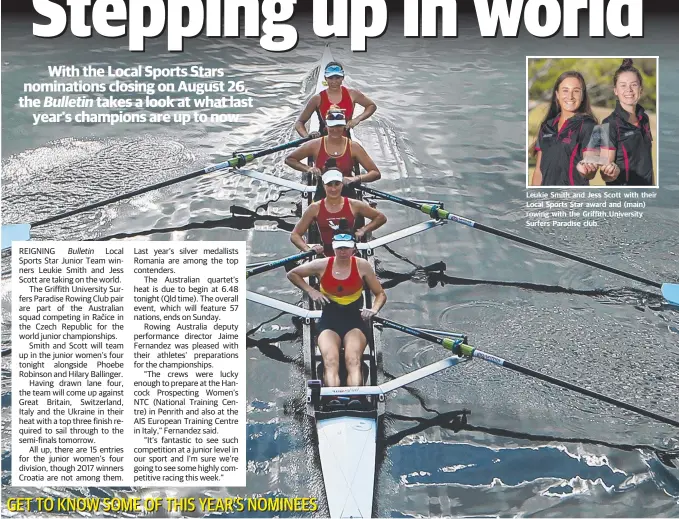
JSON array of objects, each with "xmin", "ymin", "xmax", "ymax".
[{"xmin": 2, "ymin": 224, "xmax": 31, "ymax": 250}]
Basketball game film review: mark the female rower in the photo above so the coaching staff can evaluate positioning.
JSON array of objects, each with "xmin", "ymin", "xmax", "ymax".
[
  {"xmin": 286, "ymin": 106, "xmax": 381, "ymax": 200},
  {"xmin": 295, "ymin": 61, "xmax": 377, "ymax": 138},
  {"xmin": 530, "ymin": 71, "xmax": 599, "ymax": 187},
  {"xmin": 287, "ymin": 229, "xmax": 386, "ymax": 388},
  {"xmin": 290, "ymin": 164, "xmax": 387, "ymax": 257},
  {"xmin": 600, "ymin": 59, "xmax": 654, "ymax": 186}
]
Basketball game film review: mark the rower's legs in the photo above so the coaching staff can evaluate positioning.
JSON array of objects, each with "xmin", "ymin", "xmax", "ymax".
[
  {"xmin": 318, "ymin": 330, "xmax": 342, "ymax": 387},
  {"xmin": 343, "ymin": 329, "xmax": 368, "ymax": 386}
]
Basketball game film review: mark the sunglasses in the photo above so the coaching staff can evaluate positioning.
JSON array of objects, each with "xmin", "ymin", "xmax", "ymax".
[
  {"xmin": 333, "ymin": 234, "xmax": 354, "ymax": 242},
  {"xmin": 327, "ymin": 112, "xmax": 346, "ymax": 121}
]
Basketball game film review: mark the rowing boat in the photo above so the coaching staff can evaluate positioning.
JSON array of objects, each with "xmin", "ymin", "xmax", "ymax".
[
  {"xmin": 244, "ymin": 46, "xmax": 466, "ymax": 518},
  {"xmin": 301, "ymin": 45, "xmax": 382, "ymax": 519}
]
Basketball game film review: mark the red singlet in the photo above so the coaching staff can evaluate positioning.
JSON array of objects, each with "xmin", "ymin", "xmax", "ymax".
[
  {"xmin": 316, "ymin": 137, "xmax": 354, "ymax": 177},
  {"xmin": 316, "ymin": 197, "xmax": 355, "ymax": 256},
  {"xmin": 319, "ymin": 86, "xmax": 354, "ymax": 123},
  {"xmin": 320, "ymin": 256, "xmax": 363, "ymax": 305}
]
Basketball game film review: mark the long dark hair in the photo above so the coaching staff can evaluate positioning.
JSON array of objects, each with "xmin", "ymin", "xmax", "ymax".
[
  {"xmin": 613, "ymin": 58, "xmax": 643, "ymax": 87},
  {"xmin": 530, "ymin": 71, "xmax": 597, "ymax": 157}
]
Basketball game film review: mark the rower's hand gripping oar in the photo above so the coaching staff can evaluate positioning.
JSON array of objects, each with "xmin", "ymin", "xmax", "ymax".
[
  {"xmin": 355, "ymin": 184, "xmax": 679, "ymax": 307},
  {"xmin": 1, "ymin": 135, "xmax": 314, "ymax": 251},
  {"xmin": 373, "ymin": 315, "xmax": 679, "ymax": 429},
  {"xmin": 246, "ymin": 249, "xmax": 318, "ymax": 278}
]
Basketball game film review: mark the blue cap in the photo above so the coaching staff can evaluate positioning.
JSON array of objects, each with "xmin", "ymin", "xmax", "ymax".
[
  {"xmin": 325, "ymin": 65, "xmax": 345, "ymax": 77},
  {"xmin": 332, "ymin": 233, "xmax": 355, "ymax": 249}
]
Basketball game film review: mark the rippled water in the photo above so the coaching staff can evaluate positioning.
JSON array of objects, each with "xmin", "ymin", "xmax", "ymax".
[{"xmin": 2, "ymin": 14, "xmax": 679, "ymax": 518}]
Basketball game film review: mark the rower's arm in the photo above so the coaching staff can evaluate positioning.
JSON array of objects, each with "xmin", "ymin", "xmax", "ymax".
[
  {"xmin": 287, "ymin": 259, "xmax": 327, "ymax": 293},
  {"xmin": 359, "ymin": 259, "xmax": 387, "ymax": 313},
  {"xmin": 531, "ymin": 151, "xmax": 543, "ymax": 186},
  {"xmin": 350, "ymin": 200, "xmax": 387, "ymax": 235},
  {"xmin": 349, "ymin": 89, "xmax": 377, "ymax": 126},
  {"xmin": 351, "ymin": 142, "xmax": 381, "ymax": 183},
  {"xmin": 285, "ymin": 142, "xmax": 318, "ymax": 174},
  {"xmin": 290, "ymin": 205, "xmax": 321, "ymax": 252},
  {"xmin": 295, "ymin": 96, "xmax": 321, "ymax": 138}
]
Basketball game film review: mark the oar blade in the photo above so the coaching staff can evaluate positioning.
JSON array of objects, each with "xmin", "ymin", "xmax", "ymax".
[
  {"xmin": 2, "ymin": 224, "xmax": 31, "ymax": 251},
  {"xmin": 661, "ymin": 283, "xmax": 679, "ymax": 307}
]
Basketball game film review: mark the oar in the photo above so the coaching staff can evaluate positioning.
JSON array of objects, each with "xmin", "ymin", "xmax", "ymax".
[
  {"xmin": 374, "ymin": 315, "xmax": 679, "ymax": 429},
  {"xmin": 373, "ymin": 316, "xmax": 466, "ymax": 351},
  {"xmin": 357, "ymin": 185, "xmax": 678, "ymax": 306},
  {"xmin": 1, "ymin": 136, "xmax": 314, "ymax": 250},
  {"xmin": 247, "ymin": 250, "xmax": 317, "ymax": 278}
]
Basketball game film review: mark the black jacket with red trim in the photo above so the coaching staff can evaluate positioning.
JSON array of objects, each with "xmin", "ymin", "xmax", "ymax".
[
  {"xmin": 536, "ymin": 113, "xmax": 596, "ymax": 186},
  {"xmin": 602, "ymin": 102, "xmax": 653, "ymax": 186}
]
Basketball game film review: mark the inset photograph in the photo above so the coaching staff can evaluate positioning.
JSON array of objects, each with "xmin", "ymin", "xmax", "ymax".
[{"xmin": 527, "ymin": 57, "xmax": 658, "ymax": 188}]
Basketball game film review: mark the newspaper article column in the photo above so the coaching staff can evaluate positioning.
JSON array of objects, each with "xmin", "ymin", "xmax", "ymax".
[{"xmin": 12, "ymin": 242, "xmax": 246, "ymax": 487}]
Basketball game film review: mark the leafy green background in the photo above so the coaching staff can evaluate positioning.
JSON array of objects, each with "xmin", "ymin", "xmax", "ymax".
[{"xmin": 528, "ymin": 58, "xmax": 657, "ymax": 111}]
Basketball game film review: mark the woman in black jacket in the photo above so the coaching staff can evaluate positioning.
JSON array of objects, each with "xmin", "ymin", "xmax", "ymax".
[
  {"xmin": 530, "ymin": 71, "xmax": 599, "ymax": 187},
  {"xmin": 600, "ymin": 59, "xmax": 654, "ymax": 186}
]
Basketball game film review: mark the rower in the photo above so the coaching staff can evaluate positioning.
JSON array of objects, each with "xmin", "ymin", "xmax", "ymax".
[
  {"xmin": 294, "ymin": 61, "xmax": 377, "ymax": 139},
  {"xmin": 287, "ymin": 229, "xmax": 386, "ymax": 388},
  {"xmin": 285, "ymin": 106, "xmax": 381, "ymax": 201},
  {"xmin": 290, "ymin": 164, "xmax": 387, "ymax": 257}
]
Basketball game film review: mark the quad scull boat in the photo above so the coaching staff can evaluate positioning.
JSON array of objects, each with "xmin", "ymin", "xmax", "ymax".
[
  {"xmin": 302, "ymin": 46, "xmax": 383, "ymax": 519},
  {"xmin": 244, "ymin": 46, "xmax": 458, "ymax": 517}
]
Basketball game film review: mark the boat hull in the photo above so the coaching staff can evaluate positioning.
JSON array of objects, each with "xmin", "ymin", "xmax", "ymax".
[{"xmin": 317, "ymin": 414, "xmax": 378, "ymax": 518}]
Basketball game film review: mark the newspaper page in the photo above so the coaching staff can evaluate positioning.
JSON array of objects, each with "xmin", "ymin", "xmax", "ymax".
[{"xmin": 2, "ymin": 2, "xmax": 678, "ymax": 518}]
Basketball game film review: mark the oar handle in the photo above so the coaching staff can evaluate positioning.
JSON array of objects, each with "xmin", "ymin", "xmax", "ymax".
[{"xmin": 246, "ymin": 250, "xmax": 316, "ymax": 278}]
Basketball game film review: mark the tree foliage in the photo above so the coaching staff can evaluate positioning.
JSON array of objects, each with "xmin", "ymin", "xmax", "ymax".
[{"xmin": 528, "ymin": 58, "xmax": 657, "ymax": 112}]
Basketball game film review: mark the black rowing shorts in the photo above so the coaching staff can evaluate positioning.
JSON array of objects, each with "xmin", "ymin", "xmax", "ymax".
[{"xmin": 317, "ymin": 300, "xmax": 368, "ymax": 341}]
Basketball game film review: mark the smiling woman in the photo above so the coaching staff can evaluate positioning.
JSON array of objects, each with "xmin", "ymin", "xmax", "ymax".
[
  {"xmin": 294, "ymin": 60, "xmax": 377, "ymax": 138},
  {"xmin": 529, "ymin": 70, "xmax": 598, "ymax": 187},
  {"xmin": 600, "ymin": 59, "xmax": 655, "ymax": 186}
]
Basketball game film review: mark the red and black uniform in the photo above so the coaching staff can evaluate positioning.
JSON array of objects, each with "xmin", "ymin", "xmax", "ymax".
[
  {"xmin": 316, "ymin": 198, "xmax": 355, "ymax": 256},
  {"xmin": 319, "ymin": 87, "xmax": 355, "ymax": 124},
  {"xmin": 313, "ymin": 137, "xmax": 358, "ymax": 201},
  {"xmin": 602, "ymin": 102, "xmax": 653, "ymax": 186},
  {"xmin": 316, "ymin": 137, "xmax": 354, "ymax": 175},
  {"xmin": 317, "ymin": 256, "xmax": 367, "ymax": 340},
  {"xmin": 536, "ymin": 114, "xmax": 596, "ymax": 186}
]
